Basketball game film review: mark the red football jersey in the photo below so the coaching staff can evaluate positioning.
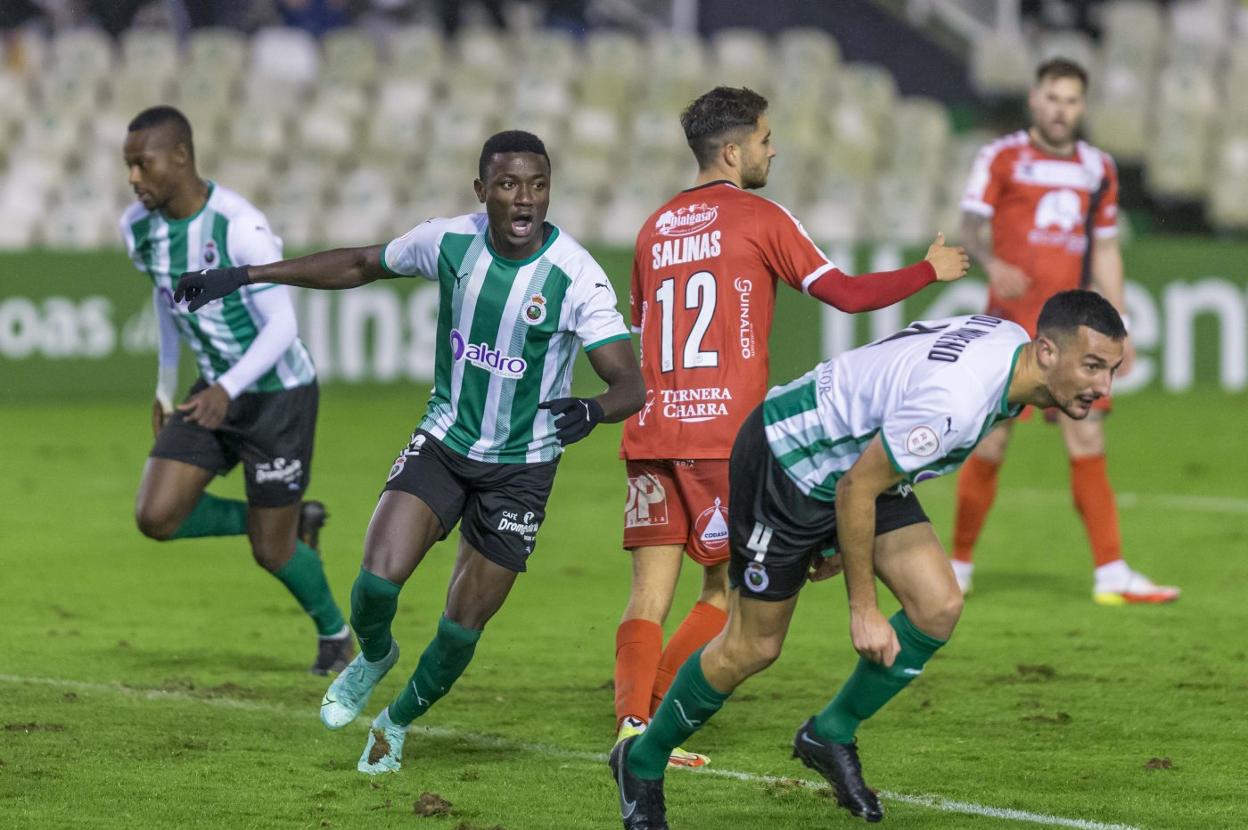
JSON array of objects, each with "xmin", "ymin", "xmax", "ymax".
[
  {"xmin": 961, "ymin": 130, "xmax": 1120, "ymax": 333},
  {"xmin": 621, "ymin": 181, "xmax": 837, "ymax": 460}
]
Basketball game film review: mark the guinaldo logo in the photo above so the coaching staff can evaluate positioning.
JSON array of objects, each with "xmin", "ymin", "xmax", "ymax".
[
  {"xmin": 450, "ymin": 328, "xmax": 527, "ymax": 379},
  {"xmin": 655, "ymin": 203, "xmax": 719, "ymax": 237}
]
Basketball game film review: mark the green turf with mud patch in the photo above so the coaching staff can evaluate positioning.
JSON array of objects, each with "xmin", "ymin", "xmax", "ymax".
[{"xmin": 1, "ymin": 387, "xmax": 1245, "ymax": 829}]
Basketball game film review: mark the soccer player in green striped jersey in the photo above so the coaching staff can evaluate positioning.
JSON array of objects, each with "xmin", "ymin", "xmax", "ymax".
[
  {"xmin": 611, "ymin": 291, "xmax": 1126, "ymax": 827},
  {"xmin": 178, "ymin": 131, "xmax": 646, "ymax": 775},
  {"xmin": 121, "ymin": 106, "xmax": 352, "ymax": 675}
]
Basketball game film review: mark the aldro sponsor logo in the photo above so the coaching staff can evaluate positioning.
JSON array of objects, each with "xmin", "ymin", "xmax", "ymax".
[
  {"xmin": 450, "ymin": 328, "xmax": 527, "ymax": 379},
  {"xmin": 655, "ymin": 203, "xmax": 719, "ymax": 237}
]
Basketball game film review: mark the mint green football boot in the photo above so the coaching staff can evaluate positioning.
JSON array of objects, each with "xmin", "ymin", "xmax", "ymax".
[
  {"xmin": 320, "ymin": 640, "xmax": 400, "ymax": 729},
  {"xmin": 358, "ymin": 707, "xmax": 407, "ymax": 775}
]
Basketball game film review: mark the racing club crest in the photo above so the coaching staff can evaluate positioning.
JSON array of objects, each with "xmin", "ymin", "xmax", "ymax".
[{"xmin": 523, "ymin": 293, "xmax": 547, "ymax": 325}]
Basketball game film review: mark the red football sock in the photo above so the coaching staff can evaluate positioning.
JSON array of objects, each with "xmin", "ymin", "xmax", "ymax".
[
  {"xmin": 614, "ymin": 619, "xmax": 663, "ymax": 726},
  {"xmin": 953, "ymin": 455, "xmax": 1001, "ymax": 562},
  {"xmin": 650, "ymin": 601, "xmax": 728, "ymax": 716},
  {"xmin": 1070, "ymin": 454, "xmax": 1122, "ymax": 567}
]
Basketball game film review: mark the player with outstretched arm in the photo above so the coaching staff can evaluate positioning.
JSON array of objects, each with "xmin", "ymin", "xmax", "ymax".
[{"xmin": 178, "ymin": 131, "xmax": 645, "ymax": 775}]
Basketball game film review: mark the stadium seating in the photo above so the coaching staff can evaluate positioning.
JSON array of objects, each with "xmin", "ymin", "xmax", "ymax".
[{"xmin": 2, "ymin": 10, "xmax": 1247, "ymax": 250}]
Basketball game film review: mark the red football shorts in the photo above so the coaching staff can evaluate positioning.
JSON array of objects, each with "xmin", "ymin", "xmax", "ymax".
[{"xmin": 622, "ymin": 459, "xmax": 731, "ymax": 566}]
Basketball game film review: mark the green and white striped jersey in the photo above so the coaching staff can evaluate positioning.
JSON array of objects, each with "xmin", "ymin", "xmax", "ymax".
[
  {"xmin": 763, "ymin": 314, "xmax": 1028, "ymax": 501},
  {"xmin": 382, "ymin": 213, "xmax": 631, "ymax": 463},
  {"xmin": 120, "ymin": 182, "xmax": 316, "ymax": 393}
]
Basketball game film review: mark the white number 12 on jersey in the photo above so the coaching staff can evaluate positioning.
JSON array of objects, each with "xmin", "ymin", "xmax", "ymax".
[{"xmin": 656, "ymin": 271, "xmax": 719, "ymax": 372}]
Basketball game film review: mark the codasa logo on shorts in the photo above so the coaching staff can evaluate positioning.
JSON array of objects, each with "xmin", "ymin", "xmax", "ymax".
[{"xmin": 449, "ymin": 329, "xmax": 528, "ymax": 379}]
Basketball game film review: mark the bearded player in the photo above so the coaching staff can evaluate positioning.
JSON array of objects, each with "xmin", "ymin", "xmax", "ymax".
[{"xmin": 952, "ymin": 59, "xmax": 1177, "ymax": 604}]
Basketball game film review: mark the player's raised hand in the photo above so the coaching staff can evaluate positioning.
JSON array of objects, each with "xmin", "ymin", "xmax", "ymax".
[
  {"xmin": 986, "ymin": 258, "xmax": 1030, "ymax": 299},
  {"xmin": 924, "ymin": 232, "xmax": 971, "ymax": 282},
  {"xmin": 850, "ymin": 605, "xmax": 901, "ymax": 667},
  {"xmin": 538, "ymin": 397, "xmax": 604, "ymax": 446},
  {"xmin": 178, "ymin": 383, "xmax": 230, "ymax": 431},
  {"xmin": 174, "ymin": 265, "xmax": 252, "ymax": 312}
]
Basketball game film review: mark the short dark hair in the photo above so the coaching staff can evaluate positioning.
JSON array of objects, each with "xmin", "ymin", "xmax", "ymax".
[
  {"xmin": 478, "ymin": 130, "xmax": 550, "ymax": 180},
  {"xmin": 1035, "ymin": 57, "xmax": 1089, "ymax": 92},
  {"xmin": 680, "ymin": 86, "xmax": 769, "ymax": 169},
  {"xmin": 127, "ymin": 105, "xmax": 195, "ymax": 159},
  {"xmin": 1037, "ymin": 290, "xmax": 1126, "ymax": 342}
]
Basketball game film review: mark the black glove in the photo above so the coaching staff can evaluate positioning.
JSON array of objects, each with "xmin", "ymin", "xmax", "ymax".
[
  {"xmin": 174, "ymin": 265, "xmax": 251, "ymax": 312},
  {"xmin": 538, "ymin": 397, "xmax": 604, "ymax": 446}
]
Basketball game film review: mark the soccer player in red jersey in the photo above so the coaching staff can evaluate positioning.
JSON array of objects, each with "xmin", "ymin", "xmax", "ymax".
[
  {"xmin": 613, "ymin": 86, "xmax": 970, "ymax": 766},
  {"xmin": 951, "ymin": 59, "xmax": 1178, "ymax": 604}
]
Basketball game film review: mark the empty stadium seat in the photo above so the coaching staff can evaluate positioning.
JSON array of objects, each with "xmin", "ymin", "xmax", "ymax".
[
  {"xmin": 387, "ymin": 25, "xmax": 445, "ymax": 78},
  {"xmin": 712, "ymin": 27, "xmax": 773, "ymax": 93},
  {"xmin": 109, "ymin": 69, "xmax": 173, "ymax": 122},
  {"xmin": 188, "ymin": 27, "xmax": 248, "ymax": 82},
  {"xmin": 226, "ymin": 110, "xmax": 290, "ymax": 162},
  {"xmin": 803, "ymin": 177, "xmax": 868, "ymax": 244},
  {"xmin": 887, "ymin": 97, "xmax": 950, "ymax": 180},
  {"xmin": 295, "ymin": 104, "xmax": 358, "ymax": 162},
  {"xmin": 1035, "ymin": 30, "xmax": 1097, "ymax": 71},
  {"xmin": 50, "ymin": 28, "xmax": 113, "ymax": 79},
  {"xmin": 119, "ymin": 28, "xmax": 179, "ymax": 78},
  {"xmin": 970, "ymin": 30, "xmax": 1032, "ymax": 97},
  {"xmin": 323, "ymin": 29, "xmax": 381, "ymax": 87},
  {"xmin": 867, "ymin": 175, "xmax": 935, "ymax": 245}
]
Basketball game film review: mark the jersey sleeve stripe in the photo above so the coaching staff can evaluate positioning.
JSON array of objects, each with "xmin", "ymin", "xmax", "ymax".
[
  {"xmin": 1092, "ymin": 225, "xmax": 1119, "ymax": 238},
  {"xmin": 584, "ymin": 332, "xmax": 631, "ymax": 352},
  {"xmin": 800, "ymin": 262, "xmax": 836, "ymax": 295},
  {"xmin": 630, "ymin": 325, "xmax": 642, "ymax": 334}
]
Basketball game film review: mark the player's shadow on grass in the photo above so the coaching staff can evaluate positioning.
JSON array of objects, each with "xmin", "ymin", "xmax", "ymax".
[
  {"xmin": 973, "ymin": 571, "xmax": 1083, "ymax": 600},
  {"xmin": 121, "ymin": 648, "xmax": 302, "ymax": 675}
]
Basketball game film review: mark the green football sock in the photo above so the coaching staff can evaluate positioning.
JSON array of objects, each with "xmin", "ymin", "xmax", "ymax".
[
  {"xmin": 272, "ymin": 541, "xmax": 346, "ymax": 637},
  {"xmin": 626, "ymin": 648, "xmax": 729, "ymax": 780},
  {"xmin": 388, "ymin": 615, "xmax": 482, "ymax": 726},
  {"xmin": 813, "ymin": 610, "xmax": 946, "ymax": 744},
  {"xmin": 350, "ymin": 568, "xmax": 403, "ymax": 662},
  {"xmin": 169, "ymin": 493, "xmax": 248, "ymax": 539}
]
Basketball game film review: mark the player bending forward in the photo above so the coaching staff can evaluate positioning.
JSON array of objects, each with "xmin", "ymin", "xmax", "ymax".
[
  {"xmin": 615, "ymin": 86, "xmax": 968, "ymax": 769},
  {"xmin": 178, "ymin": 131, "xmax": 644, "ymax": 774},
  {"xmin": 611, "ymin": 290, "xmax": 1127, "ymax": 827}
]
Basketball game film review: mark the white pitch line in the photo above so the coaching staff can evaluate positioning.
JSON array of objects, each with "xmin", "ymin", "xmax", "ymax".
[
  {"xmin": 0, "ymin": 673, "xmax": 1144, "ymax": 830},
  {"xmin": 1013, "ymin": 488, "xmax": 1248, "ymax": 516}
]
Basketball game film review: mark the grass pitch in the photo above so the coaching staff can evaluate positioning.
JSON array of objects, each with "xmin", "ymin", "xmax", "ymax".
[{"xmin": 1, "ymin": 385, "xmax": 1245, "ymax": 829}]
